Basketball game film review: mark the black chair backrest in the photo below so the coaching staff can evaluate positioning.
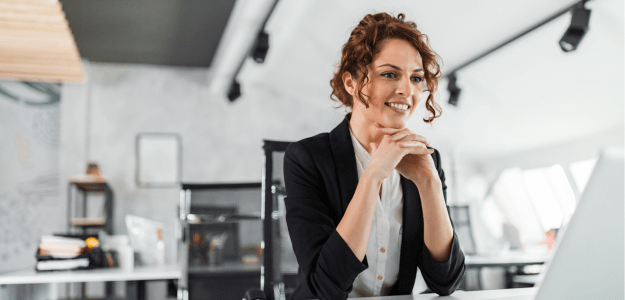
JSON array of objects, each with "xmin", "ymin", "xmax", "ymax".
[
  {"xmin": 449, "ymin": 205, "xmax": 477, "ymax": 255},
  {"xmin": 262, "ymin": 140, "xmax": 294, "ymax": 300}
]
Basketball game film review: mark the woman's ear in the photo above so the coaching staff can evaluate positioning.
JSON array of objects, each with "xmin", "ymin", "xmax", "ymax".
[{"xmin": 342, "ymin": 71, "xmax": 356, "ymax": 96}]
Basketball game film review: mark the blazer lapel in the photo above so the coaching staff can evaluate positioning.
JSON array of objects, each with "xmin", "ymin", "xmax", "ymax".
[
  {"xmin": 329, "ymin": 118, "xmax": 359, "ymax": 215},
  {"xmin": 393, "ymin": 175, "xmax": 424, "ymax": 294}
]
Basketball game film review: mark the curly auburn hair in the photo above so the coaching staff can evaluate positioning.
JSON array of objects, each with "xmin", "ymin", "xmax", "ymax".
[{"xmin": 330, "ymin": 12, "xmax": 443, "ymax": 123}]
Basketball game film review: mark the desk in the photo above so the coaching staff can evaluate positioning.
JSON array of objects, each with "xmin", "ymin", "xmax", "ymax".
[
  {"xmin": 358, "ymin": 287, "xmax": 537, "ymax": 300},
  {"xmin": 465, "ymin": 252, "xmax": 550, "ymax": 268},
  {"xmin": 465, "ymin": 252, "xmax": 549, "ymax": 289},
  {"xmin": 0, "ymin": 264, "xmax": 180, "ymax": 300}
]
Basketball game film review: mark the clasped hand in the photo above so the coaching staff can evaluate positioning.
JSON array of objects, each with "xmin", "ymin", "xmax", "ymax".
[{"xmin": 367, "ymin": 126, "xmax": 439, "ymax": 186}]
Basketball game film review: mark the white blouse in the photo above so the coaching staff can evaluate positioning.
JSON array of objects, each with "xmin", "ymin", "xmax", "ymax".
[{"xmin": 348, "ymin": 130, "xmax": 404, "ymax": 298}]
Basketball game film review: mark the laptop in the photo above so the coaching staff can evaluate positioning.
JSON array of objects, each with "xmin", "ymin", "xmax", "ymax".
[{"xmin": 533, "ymin": 148, "xmax": 624, "ymax": 300}]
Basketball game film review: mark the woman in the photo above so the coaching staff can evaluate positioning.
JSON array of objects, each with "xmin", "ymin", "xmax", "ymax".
[{"xmin": 283, "ymin": 12, "xmax": 465, "ymax": 300}]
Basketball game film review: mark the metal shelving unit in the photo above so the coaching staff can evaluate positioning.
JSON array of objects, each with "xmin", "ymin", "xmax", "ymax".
[
  {"xmin": 66, "ymin": 178, "xmax": 114, "ymax": 235},
  {"xmin": 65, "ymin": 177, "xmax": 114, "ymax": 299}
]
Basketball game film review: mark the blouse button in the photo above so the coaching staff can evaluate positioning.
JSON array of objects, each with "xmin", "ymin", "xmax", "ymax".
[
  {"xmin": 377, "ymin": 275, "xmax": 383, "ymax": 280},
  {"xmin": 380, "ymin": 247, "xmax": 386, "ymax": 253}
]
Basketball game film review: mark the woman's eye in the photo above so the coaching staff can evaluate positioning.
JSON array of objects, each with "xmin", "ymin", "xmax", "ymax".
[
  {"xmin": 381, "ymin": 72, "xmax": 396, "ymax": 78},
  {"xmin": 411, "ymin": 76, "xmax": 424, "ymax": 83}
]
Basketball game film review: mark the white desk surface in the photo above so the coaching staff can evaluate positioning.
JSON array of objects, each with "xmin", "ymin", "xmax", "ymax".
[
  {"xmin": 358, "ymin": 288, "xmax": 536, "ymax": 300},
  {"xmin": 0, "ymin": 264, "xmax": 181, "ymax": 285},
  {"xmin": 465, "ymin": 252, "xmax": 551, "ymax": 266}
]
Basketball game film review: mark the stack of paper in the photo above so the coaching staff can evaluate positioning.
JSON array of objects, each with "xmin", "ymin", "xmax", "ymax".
[{"xmin": 36, "ymin": 236, "xmax": 90, "ymax": 271}]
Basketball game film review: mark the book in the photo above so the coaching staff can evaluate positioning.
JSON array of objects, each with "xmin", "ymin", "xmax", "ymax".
[
  {"xmin": 40, "ymin": 235, "xmax": 86, "ymax": 246},
  {"xmin": 35, "ymin": 258, "xmax": 89, "ymax": 271},
  {"xmin": 37, "ymin": 235, "xmax": 86, "ymax": 258}
]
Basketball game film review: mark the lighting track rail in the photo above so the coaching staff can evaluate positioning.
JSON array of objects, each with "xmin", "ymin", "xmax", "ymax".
[{"xmin": 446, "ymin": 0, "xmax": 591, "ymax": 106}]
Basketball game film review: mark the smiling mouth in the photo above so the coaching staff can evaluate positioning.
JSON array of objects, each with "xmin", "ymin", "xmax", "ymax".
[{"xmin": 385, "ymin": 102, "xmax": 410, "ymax": 112}]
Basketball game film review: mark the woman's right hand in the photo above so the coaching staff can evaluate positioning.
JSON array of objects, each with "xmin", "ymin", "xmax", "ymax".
[{"xmin": 365, "ymin": 125, "xmax": 433, "ymax": 181}]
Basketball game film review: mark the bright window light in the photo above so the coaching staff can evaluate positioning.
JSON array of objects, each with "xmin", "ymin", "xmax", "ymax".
[
  {"xmin": 547, "ymin": 165, "xmax": 577, "ymax": 224},
  {"xmin": 523, "ymin": 167, "xmax": 564, "ymax": 231},
  {"xmin": 487, "ymin": 164, "xmax": 577, "ymax": 245},
  {"xmin": 479, "ymin": 196, "xmax": 506, "ymax": 238},
  {"xmin": 569, "ymin": 158, "xmax": 598, "ymax": 194},
  {"xmin": 492, "ymin": 168, "xmax": 544, "ymax": 244}
]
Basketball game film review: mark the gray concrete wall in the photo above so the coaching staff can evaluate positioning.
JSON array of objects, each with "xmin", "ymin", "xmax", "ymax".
[
  {"xmin": 0, "ymin": 81, "xmax": 64, "ymax": 272},
  {"xmin": 60, "ymin": 61, "xmax": 342, "ymax": 261},
  {"xmin": 57, "ymin": 61, "xmax": 343, "ymax": 299}
]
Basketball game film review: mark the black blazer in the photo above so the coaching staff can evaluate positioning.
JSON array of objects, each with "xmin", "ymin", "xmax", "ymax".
[{"xmin": 283, "ymin": 118, "xmax": 465, "ymax": 300}]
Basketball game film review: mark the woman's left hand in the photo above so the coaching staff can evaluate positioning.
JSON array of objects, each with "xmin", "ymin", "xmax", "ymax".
[{"xmin": 378, "ymin": 127, "xmax": 440, "ymax": 186}]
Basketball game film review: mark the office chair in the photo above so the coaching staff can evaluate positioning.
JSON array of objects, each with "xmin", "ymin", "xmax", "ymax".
[
  {"xmin": 244, "ymin": 140, "xmax": 296, "ymax": 300},
  {"xmin": 448, "ymin": 205, "xmax": 480, "ymax": 290},
  {"xmin": 448, "ymin": 205, "xmax": 477, "ymax": 255}
]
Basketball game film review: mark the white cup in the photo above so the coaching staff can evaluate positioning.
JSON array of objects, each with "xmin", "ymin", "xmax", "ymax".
[{"xmin": 117, "ymin": 245, "xmax": 134, "ymax": 271}]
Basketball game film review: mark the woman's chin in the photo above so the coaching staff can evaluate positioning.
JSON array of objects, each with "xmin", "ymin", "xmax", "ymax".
[{"xmin": 380, "ymin": 118, "xmax": 408, "ymax": 129}]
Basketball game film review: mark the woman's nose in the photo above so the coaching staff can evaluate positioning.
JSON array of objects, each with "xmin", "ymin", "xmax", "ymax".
[{"xmin": 396, "ymin": 77, "xmax": 414, "ymax": 97}]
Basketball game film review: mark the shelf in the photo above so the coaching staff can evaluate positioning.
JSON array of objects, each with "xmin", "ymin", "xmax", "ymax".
[
  {"xmin": 68, "ymin": 224, "xmax": 106, "ymax": 228},
  {"xmin": 67, "ymin": 177, "xmax": 113, "ymax": 234},
  {"xmin": 70, "ymin": 217, "xmax": 106, "ymax": 226},
  {"xmin": 69, "ymin": 176, "xmax": 108, "ymax": 192},
  {"xmin": 182, "ymin": 182, "xmax": 261, "ymax": 190},
  {"xmin": 0, "ymin": 264, "xmax": 180, "ymax": 284},
  {"xmin": 187, "ymin": 260, "xmax": 260, "ymax": 276},
  {"xmin": 185, "ymin": 212, "xmax": 261, "ymax": 225}
]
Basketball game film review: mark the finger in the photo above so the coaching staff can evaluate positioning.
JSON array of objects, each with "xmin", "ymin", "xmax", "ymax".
[
  {"xmin": 379, "ymin": 128, "xmax": 430, "ymax": 146},
  {"xmin": 397, "ymin": 133, "xmax": 430, "ymax": 146},
  {"xmin": 398, "ymin": 141, "xmax": 428, "ymax": 148},
  {"xmin": 370, "ymin": 142, "xmax": 378, "ymax": 154},
  {"xmin": 378, "ymin": 127, "xmax": 401, "ymax": 134},
  {"xmin": 389, "ymin": 129, "xmax": 413, "ymax": 141},
  {"xmin": 405, "ymin": 146, "xmax": 434, "ymax": 155}
]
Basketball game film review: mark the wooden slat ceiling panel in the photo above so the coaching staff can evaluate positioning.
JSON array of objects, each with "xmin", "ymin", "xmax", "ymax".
[{"xmin": 0, "ymin": 0, "xmax": 84, "ymax": 82}]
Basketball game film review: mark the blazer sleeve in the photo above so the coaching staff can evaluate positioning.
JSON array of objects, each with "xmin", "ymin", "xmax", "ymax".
[
  {"xmin": 418, "ymin": 148, "xmax": 466, "ymax": 296},
  {"xmin": 283, "ymin": 141, "xmax": 368, "ymax": 300}
]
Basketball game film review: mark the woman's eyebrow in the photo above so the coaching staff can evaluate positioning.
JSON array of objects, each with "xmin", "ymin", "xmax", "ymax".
[{"xmin": 376, "ymin": 63, "xmax": 424, "ymax": 72}]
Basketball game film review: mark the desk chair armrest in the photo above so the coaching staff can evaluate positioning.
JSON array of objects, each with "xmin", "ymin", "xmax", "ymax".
[{"xmin": 244, "ymin": 289, "xmax": 266, "ymax": 300}]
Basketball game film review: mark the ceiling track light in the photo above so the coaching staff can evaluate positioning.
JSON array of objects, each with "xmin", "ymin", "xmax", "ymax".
[
  {"xmin": 252, "ymin": 31, "xmax": 270, "ymax": 63},
  {"xmin": 228, "ymin": 80, "xmax": 241, "ymax": 102},
  {"xmin": 559, "ymin": 2, "xmax": 591, "ymax": 52},
  {"xmin": 442, "ymin": 0, "xmax": 589, "ymax": 108},
  {"xmin": 447, "ymin": 74, "xmax": 461, "ymax": 106},
  {"xmin": 223, "ymin": 0, "xmax": 279, "ymax": 102}
]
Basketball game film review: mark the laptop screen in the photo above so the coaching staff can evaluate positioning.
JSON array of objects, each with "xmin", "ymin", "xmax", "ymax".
[{"xmin": 534, "ymin": 148, "xmax": 624, "ymax": 300}]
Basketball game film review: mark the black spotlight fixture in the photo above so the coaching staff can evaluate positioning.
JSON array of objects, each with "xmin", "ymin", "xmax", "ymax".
[
  {"xmin": 251, "ymin": 31, "xmax": 270, "ymax": 63},
  {"xmin": 559, "ymin": 2, "xmax": 591, "ymax": 52},
  {"xmin": 447, "ymin": 74, "xmax": 461, "ymax": 106},
  {"xmin": 227, "ymin": 80, "xmax": 241, "ymax": 102}
]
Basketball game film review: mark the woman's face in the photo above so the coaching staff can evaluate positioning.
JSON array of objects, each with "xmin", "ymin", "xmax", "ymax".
[{"xmin": 348, "ymin": 38, "xmax": 427, "ymax": 129}]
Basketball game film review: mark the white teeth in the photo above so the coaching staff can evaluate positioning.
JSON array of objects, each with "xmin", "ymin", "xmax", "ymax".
[{"xmin": 388, "ymin": 103, "xmax": 408, "ymax": 111}]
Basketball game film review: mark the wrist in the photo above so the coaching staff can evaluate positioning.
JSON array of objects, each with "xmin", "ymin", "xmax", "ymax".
[
  {"xmin": 413, "ymin": 174, "xmax": 441, "ymax": 189},
  {"xmin": 362, "ymin": 168, "xmax": 383, "ymax": 187}
]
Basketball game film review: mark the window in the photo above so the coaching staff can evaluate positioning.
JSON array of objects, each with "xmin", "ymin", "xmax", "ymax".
[
  {"xmin": 569, "ymin": 158, "xmax": 598, "ymax": 194},
  {"xmin": 484, "ymin": 165, "xmax": 576, "ymax": 245}
]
